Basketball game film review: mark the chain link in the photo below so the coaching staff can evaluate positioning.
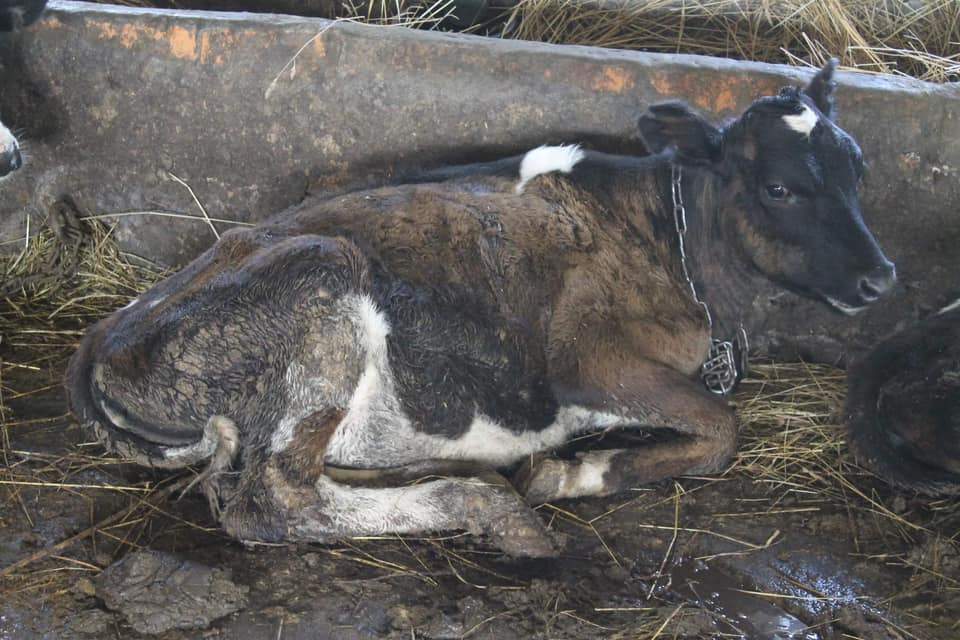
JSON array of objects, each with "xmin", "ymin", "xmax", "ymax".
[{"xmin": 670, "ymin": 165, "xmax": 748, "ymax": 395}]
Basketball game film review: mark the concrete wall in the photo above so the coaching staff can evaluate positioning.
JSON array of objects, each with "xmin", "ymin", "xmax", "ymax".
[{"xmin": 2, "ymin": 1, "xmax": 960, "ymax": 361}]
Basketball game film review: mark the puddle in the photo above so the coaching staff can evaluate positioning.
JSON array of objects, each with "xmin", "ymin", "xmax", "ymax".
[{"xmin": 668, "ymin": 559, "xmax": 819, "ymax": 640}]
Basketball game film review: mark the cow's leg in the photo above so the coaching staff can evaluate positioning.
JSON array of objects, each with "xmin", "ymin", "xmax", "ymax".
[
  {"xmin": 517, "ymin": 362, "xmax": 736, "ymax": 503},
  {"xmin": 324, "ymin": 459, "xmax": 496, "ymax": 487},
  {"xmin": 297, "ymin": 471, "xmax": 554, "ymax": 557},
  {"xmin": 219, "ymin": 457, "xmax": 555, "ymax": 557}
]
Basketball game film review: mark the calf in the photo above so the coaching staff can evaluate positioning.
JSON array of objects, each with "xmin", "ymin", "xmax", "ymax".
[
  {"xmin": 0, "ymin": 0, "xmax": 46, "ymax": 30},
  {"xmin": 846, "ymin": 301, "xmax": 960, "ymax": 495},
  {"xmin": 0, "ymin": 0, "xmax": 47, "ymax": 178},
  {"xmin": 67, "ymin": 61, "xmax": 894, "ymax": 555}
]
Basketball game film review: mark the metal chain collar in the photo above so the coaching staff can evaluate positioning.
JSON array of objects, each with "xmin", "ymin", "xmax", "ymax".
[{"xmin": 670, "ymin": 164, "xmax": 749, "ymax": 395}]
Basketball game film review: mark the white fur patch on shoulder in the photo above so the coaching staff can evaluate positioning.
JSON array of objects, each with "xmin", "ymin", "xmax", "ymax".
[
  {"xmin": 515, "ymin": 144, "xmax": 585, "ymax": 194},
  {"xmin": 782, "ymin": 104, "xmax": 819, "ymax": 137}
]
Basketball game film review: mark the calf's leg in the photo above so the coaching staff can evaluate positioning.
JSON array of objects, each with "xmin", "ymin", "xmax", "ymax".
[
  {"xmin": 220, "ymin": 458, "xmax": 555, "ymax": 557},
  {"xmin": 518, "ymin": 362, "xmax": 736, "ymax": 503}
]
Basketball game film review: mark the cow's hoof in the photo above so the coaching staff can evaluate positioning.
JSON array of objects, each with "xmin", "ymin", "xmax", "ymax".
[
  {"xmin": 485, "ymin": 508, "xmax": 556, "ymax": 558},
  {"xmin": 516, "ymin": 457, "xmax": 569, "ymax": 505}
]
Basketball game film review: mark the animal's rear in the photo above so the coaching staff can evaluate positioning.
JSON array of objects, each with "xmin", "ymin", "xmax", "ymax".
[
  {"xmin": 845, "ymin": 306, "xmax": 960, "ymax": 495},
  {"xmin": 66, "ymin": 230, "xmax": 369, "ymax": 470}
]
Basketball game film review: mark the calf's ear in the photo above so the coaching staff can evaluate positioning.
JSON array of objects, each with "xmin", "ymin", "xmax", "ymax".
[
  {"xmin": 638, "ymin": 101, "xmax": 723, "ymax": 167},
  {"xmin": 804, "ymin": 58, "xmax": 839, "ymax": 120}
]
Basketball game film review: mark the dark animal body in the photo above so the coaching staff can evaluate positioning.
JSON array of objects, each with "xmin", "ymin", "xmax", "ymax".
[
  {"xmin": 0, "ymin": 0, "xmax": 47, "ymax": 178},
  {"xmin": 0, "ymin": 0, "xmax": 46, "ymax": 31},
  {"xmin": 846, "ymin": 302, "xmax": 960, "ymax": 495},
  {"xmin": 67, "ymin": 62, "xmax": 894, "ymax": 555}
]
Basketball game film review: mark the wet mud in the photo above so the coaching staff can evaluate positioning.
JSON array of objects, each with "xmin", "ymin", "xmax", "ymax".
[
  {"xmin": 0, "ymin": 384, "xmax": 957, "ymax": 639},
  {"xmin": 95, "ymin": 550, "xmax": 248, "ymax": 634}
]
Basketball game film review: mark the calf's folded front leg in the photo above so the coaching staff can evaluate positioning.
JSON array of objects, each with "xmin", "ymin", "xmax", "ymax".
[{"xmin": 518, "ymin": 361, "xmax": 737, "ymax": 503}]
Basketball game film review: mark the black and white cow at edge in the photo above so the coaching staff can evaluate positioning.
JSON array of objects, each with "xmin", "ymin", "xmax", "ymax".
[
  {"xmin": 67, "ymin": 61, "xmax": 895, "ymax": 556},
  {"xmin": 0, "ymin": 0, "xmax": 47, "ymax": 179}
]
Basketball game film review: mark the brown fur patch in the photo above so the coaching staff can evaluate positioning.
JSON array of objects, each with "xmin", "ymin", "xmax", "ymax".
[{"xmin": 278, "ymin": 408, "xmax": 345, "ymax": 485}]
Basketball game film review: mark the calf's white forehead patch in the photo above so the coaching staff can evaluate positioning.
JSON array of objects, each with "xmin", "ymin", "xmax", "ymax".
[
  {"xmin": 782, "ymin": 104, "xmax": 819, "ymax": 137},
  {"xmin": 516, "ymin": 144, "xmax": 585, "ymax": 194}
]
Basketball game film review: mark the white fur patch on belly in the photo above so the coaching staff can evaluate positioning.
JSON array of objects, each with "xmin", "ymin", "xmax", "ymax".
[
  {"xmin": 319, "ymin": 296, "xmax": 638, "ymax": 469},
  {"xmin": 515, "ymin": 144, "xmax": 585, "ymax": 193},
  {"xmin": 782, "ymin": 104, "xmax": 819, "ymax": 137},
  {"xmin": 425, "ymin": 406, "xmax": 628, "ymax": 467}
]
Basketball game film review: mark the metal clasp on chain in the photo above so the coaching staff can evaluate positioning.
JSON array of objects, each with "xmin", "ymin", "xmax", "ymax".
[{"xmin": 671, "ymin": 164, "xmax": 749, "ymax": 395}]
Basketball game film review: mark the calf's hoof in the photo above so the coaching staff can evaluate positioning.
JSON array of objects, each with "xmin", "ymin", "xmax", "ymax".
[
  {"xmin": 482, "ymin": 507, "xmax": 556, "ymax": 558},
  {"xmin": 516, "ymin": 457, "xmax": 570, "ymax": 505},
  {"xmin": 516, "ymin": 454, "xmax": 615, "ymax": 504}
]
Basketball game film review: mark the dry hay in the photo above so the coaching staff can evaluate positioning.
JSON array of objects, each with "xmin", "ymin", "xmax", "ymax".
[
  {"xmin": 82, "ymin": 0, "xmax": 960, "ymax": 83},
  {"xmin": 0, "ymin": 218, "xmax": 192, "ymax": 603},
  {"xmin": 312, "ymin": 0, "xmax": 960, "ymax": 84},
  {"xmin": 733, "ymin": 361, "xmax": 959, "ymax": 636},
  {"xmin": 1, "ymin": 222, "xmax": 957, "ymax": 637},
  {"xmin": 94, "ymin": 0, "xmax": 460, "ymax": 27},
  {"xmin": 497, "ymin": 0, "xmax": 960, "ymax": 83},
  {"xmin": 735, "ymin": 361, "xmax": 959, "ymax": 543}
]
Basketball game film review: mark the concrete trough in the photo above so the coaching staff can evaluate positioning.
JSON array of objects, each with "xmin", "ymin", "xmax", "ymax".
[{"xmin": 2, "ymin": 0, "xmax": 959, "ymax": 362}]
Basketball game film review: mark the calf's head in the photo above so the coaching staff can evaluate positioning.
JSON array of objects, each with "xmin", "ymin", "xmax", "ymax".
[
  {"xmin": 0, "ymin": 122, "xmax": 23, "ymax": 179},
  {"xmin": 639, "ymin": 60, "xmax": 895, "ymax": 315},
  {"xmin": 0, "ymin": 0, "xmax": 48, "ymax": 179},
  {"xmin": 0, "ymin": 0, "xmax": 48, "ymax": 31}
]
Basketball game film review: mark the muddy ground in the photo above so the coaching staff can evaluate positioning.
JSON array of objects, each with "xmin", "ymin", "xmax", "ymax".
[{"xmin": 0, "ymin": 357, "xmax": 957, "ymax": 640}]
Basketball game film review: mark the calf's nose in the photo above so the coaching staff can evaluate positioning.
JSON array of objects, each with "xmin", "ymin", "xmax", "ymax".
[
  {"xmin": 0, "ymin": 145, "xmax": 22, "ymax": 177},
  {"xmin": 858, "ymin": 260, "xmax": 896, "ymax": 303}
]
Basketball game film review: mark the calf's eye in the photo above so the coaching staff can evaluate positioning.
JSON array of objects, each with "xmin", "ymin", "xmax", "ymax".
[{"xmin": 765, "ymin": 184, "xmax": 789, "ymax": 199}]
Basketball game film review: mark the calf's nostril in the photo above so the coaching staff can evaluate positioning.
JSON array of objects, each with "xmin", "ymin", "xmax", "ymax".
[
  {"xmin": 859, "ymin": 277, "xmax": 881, "ymax": 300},
  {"xmin": 858, "ymin": 263, "xmax": 896, "ymax": 302}
]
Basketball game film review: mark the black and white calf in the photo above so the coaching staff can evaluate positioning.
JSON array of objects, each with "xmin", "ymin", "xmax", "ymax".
[
  {"xmin": 0, "ymin": 0, "xmax": 47, "ymax": 179},
  {"xmin": 67, "ymin": 61, "xmax": 895, "ymax": 555},
  {"xmin": 0, "ymin": 120, "xmax": 22, "ymax": 179}
]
